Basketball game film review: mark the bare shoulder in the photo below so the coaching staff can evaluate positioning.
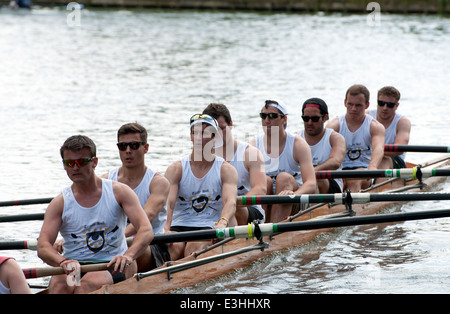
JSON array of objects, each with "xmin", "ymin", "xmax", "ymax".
[{"xmin": 150, "ymin": 172, "xmax": 170, "ymax": 192}]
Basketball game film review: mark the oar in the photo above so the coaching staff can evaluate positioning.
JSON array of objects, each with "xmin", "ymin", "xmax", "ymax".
[
  {"xmin": 0, "ymin": 197, "xmax": 53, "ymax": 207},
  {"xmin": 237, "ymin": 192, "xmax": 450, "ymax": 206},
  {"xmin": 385, "ymin": 144, "xmax": 450, "ymax": 153},
  {"xmin": 0, "ymin": 213, "xmax": 44, "ymax": 223},
  {"xmin": 315, "ymin": 167, "xmax": 450, "ymax": 179},
  {"xmin": 23, "ymin": 263, "xmax": 110, "ymax": 279}
]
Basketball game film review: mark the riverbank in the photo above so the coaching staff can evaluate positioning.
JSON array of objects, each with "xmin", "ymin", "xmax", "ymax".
[{"xmin": 2, "ymin": 0, "xmax": 450, "ymax": 14}]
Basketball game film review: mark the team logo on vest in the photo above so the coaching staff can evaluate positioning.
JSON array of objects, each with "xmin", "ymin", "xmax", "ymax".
[
  {"xmin": 346, "ymin": 146, "xmax": 370, "ymax": 161},
  {"xmin": 178, "ymin": 194, "xmax": 221, "ymax": 215},
  {"xmin": 70, "ymin": 224, "xmax": 120, "ymax": 254}
]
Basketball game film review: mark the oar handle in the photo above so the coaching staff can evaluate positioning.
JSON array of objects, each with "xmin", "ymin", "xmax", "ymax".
[
  {"xmin": 23, "ymin": 262, "xmax": 110, "ymax": 279},
  {"xmin": 385, "ymin": 144, "xmax": 450, "ymax": 153}
]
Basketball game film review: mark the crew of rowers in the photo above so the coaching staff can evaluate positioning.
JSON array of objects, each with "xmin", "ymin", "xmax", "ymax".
[{"xmin": 1, "ymin": 84, "xmax": 410, "ymax": 294}]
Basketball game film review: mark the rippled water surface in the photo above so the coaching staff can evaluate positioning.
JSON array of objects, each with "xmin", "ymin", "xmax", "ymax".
[{"xmin": 0, "ymin": 7, "xmax": 449, "ymax": 293}]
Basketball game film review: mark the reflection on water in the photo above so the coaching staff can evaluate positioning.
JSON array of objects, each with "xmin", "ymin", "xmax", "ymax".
[{"xmin": 1, "ymin": 8, "xmax": 450, "ymax": 292}]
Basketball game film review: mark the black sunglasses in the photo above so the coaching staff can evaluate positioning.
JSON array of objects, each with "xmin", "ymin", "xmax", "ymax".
[
  {"xmin": 117, "ymin": 141, "xmax": 145, "ymax": 151},
  {"xmin": 260, "ymin": 112, "xmax": 284, "ymax": 120},
  {"xmin": 378, "ymin": 100, "xmax": 397, "ymax": 108},
  {"xmin": 301, "ymin": 115, "xmax": 323, "ymax": 122}
]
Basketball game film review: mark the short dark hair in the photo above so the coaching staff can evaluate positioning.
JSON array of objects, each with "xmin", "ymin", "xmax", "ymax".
[
  {"xmin": 202, "ymin": 103, "xmax": 232, "ymax": 125},
  {"xmin": 60, "ymin": 135, "xmax": 96, "ymax": 159},
  {"xmin": 117, "ymin": 122, "xmax": 148, "ymax": 143},
  {"xmin": 345, "ymin": 84, "xmax": 370, "ymax": 104},
  {"xmin": 378, "ymin": 86, "xmax": 401, "ymax": 102}
]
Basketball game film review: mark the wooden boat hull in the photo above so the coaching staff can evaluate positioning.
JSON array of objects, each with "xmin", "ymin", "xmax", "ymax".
[{"xmin": 92, "ymin": 155, "xmax": 450, "ymax": 294}]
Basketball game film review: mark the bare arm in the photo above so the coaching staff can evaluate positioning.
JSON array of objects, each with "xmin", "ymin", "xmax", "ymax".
[
  {"xmin": 110, "ymin": 181, "xmax": 153, "ymax": 272},
  {"xmin": 216, "ymin": 162, "xmax": 238, "ymax": 228},
  {"xmin": 163, "ymin": 161, "xmax": 182, "ymax": 233},
  {"xmin": 325, "ymin": 116, "xmax": 340, "ymax": 133},
  {"xmin": 293, "ymin": 135, "xmax": 317, "ymax": 194},
  {"xmin": 368, "ymin": 120, "xmax": 386, "ymax": 170},
  {"xmin": 244, "ymin": 145, "xmax": 267, "ymax": 197},
  {"xmin": 37, "ymin": 194, "xmax": 67, "ymax": 267},
  {"xmin": 314, "ymin": 131, "xmax": 346, "ymax": 171},
  {"xmin": 125, "ymin": 173, "xmax": 169, "ymax": 237},
  {"xmin": 385, "ymin": 116, "xmax": 411, "ymax": 157}
]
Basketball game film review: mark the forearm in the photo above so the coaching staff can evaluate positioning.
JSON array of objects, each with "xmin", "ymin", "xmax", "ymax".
[{"xmin": 124, "ymin": 226, "xmax": 153, "ymax": 260}]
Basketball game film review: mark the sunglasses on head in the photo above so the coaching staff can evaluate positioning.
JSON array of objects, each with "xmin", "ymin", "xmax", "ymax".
[
  {"xmin": 259, "ymin": 112, "xmax": 284, "ymax": 120},
  {"xmin": 301, "ymin": 115, "xmax": 323, "ymax": 122},
  {"xmin": 63, "ymin": 157, "xmax": 95, "ymax": 168},
  {"xmin": 117, "ymin": 141, "xmax": 145, "ymax": 151},
  {"xmin": 378, "ymin": 100, "xmax": 397, "ymax": 108},
  {"xmin": 190, "ymin": 114, "xmax": 216, "ymax": 125}
]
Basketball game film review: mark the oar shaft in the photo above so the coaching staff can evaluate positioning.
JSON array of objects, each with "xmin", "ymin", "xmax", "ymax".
[
  {"xmin": 0, "ymin": 213, "xmax": 44, "ymax": 223},
  {"xmin": 238, "ymin": 192, "xmax": 450, "ymax": 206},
  {"xmin": 315, "ymin": 168, "xmax": 450, "ymax": 179},
  {"xmin": 23, "ymin": 263, "xmax": 110, "ymax": 279},
  {"xmin": 0, "ymin": 197, "xmax": 53, "ymax": 207},
  {"xmin": 385, "ymin": 144, "xmax": 450, "ymax": 153}
]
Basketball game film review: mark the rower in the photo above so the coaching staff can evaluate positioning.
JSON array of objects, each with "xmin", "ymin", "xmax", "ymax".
[
  {"xmin": 0, "ymin": 257, "xmax": 31, "ymax": 294},
  {"xmin": 250, "ymin": 100, "xmax": 316, "ymax": 223},
  {"xmin": 37, "ymin": 135, "xmax": 153, "ymax": 294},
  {"xmin": 106, "ymin": 123, "xmax": 170, "ymax": 272},
  {"xmin": 327, "ymin": 84, "xmax": 386, "ymax": 192},
  {"xmin": 297, "ymin": 97, "xmax": 346, "ymax": 194},
  {"xmin": 202, "ymin": 103, "xmax": 267, "ymax": 224},
  {"xmin": 367, "ymin": 86, "xmax": 411, "ymax": 169},
  {"xmin": 164, "ymin": 114, "xmax": 238, "ymax": 260}
]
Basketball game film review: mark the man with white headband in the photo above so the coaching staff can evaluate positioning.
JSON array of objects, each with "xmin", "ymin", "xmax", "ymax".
[
  {"xmin": 164, "ymin": 114, "xmax": 238, "ymax": 260},
  {"xmin": 251, "ymin": 100, "xmax": 316, "ymax": 223}
]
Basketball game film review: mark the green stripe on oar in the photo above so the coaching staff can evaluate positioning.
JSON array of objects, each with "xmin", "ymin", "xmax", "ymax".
[
  {"xmin": 315, "ymin": 167, "xmax": 450, "ymax": 179},
  {"xmin": 237, "ymin": 192, "xmax": 450, "ymax": 206}
]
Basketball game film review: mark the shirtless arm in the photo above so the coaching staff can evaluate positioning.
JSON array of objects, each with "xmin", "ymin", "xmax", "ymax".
[
  {"xmin": 368, "ymin": 120, "xmax": 386, "ymax": 170},
  {"xmin": 293, "ymin": 135, "xmax": 317, "ymax": 194},
  {"xmin": 111, "ymin": 181, "xmax": 153, "ymax": 272},
  {"xmin": 125, "ymin": 173, "xmax": 169, "ymax": 237},
  {"xmin": 217, "ymin": 162, "xmax": 238, "ymax": 228},
  {"xmin": 163, "ymin": 161, "xmax": 182, "ymax": 233}
]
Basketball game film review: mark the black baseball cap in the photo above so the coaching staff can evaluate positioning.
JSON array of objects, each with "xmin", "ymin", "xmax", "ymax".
[{"xmin": 302, "ymin": 98, "xmax": 329, "ymax": 117}]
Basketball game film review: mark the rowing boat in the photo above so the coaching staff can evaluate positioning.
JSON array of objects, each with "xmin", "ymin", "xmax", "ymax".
[{"xmin": 90, "ymin": 154, "xmax": 450, "ymax": 294}]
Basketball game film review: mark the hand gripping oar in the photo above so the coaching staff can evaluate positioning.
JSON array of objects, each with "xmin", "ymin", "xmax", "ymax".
[{"xmin": 23, "ymin": 263, "xmax": 111, "ymax": 279}]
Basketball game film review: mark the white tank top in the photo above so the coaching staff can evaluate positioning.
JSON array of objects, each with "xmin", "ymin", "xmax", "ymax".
[
  {"xmin": 299, "ymin": 128, "xmax": 343, "ymax": 191},
  {"xmin": 108, "ymin": 167, "xmax": 167, "ymax": 235},
  {"xmin": 60, "ymin": 179, "xmax": 128, "ymax": 262},
  {"xmin": 0, "ymin": 281, "xmax": 10, "ymax": 294},
  {"xmin": 228, "ymin": 142, "xmax": 265, "ymax": 220},
  {"xmin": 171, "ymin": 155, "xmax": 224, "ymax": 228},
  {"xmin": 255, "ymin": 132, "xmax": 303, "ymax": 186},
  {"xmin": 338, "ymin": 114, "xmax": 373, "ymax": 168},
  {"xmin": 369, "ymin": 109, "xmax": 406, "ymax": 160},
  {"xmin": 0, "ymin": 257, "xmax": 11, "ymax": 294}
]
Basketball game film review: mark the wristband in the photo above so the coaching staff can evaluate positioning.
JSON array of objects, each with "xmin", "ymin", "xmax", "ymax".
[{"xmin": 58, "ymin": 258, "xmax": 69, "ymax": 265}]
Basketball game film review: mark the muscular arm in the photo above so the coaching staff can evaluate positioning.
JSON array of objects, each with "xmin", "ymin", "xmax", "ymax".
[
  {"xmin": 293, "ymin": 136, "xmax": 317, "ymax": 194},
  {"xmin": 368, "ymin": 120, "xmax": 386, "ymax": 170},
  {"xmin": 37, "ymin": 194, "xmax": 67, "ymax": 267},
  {"xmin": 125, "ymin": 173, "xmax": 169, "ymax": 237},
  {"xmin": 216, "ymin": 162, "xmax": 238, "ymax": 228},
  {"xmin": 244, "ymin": 145, "xmax": 267, "ymax": 196},
  {"xmin": 113, "ymin": 182, "xmax": 153, "ymax": 267},
  {"xmin": 314, "ymin": 131, "xmax": 346, "ymax": 171},
  {"xmin": 385, "ymin": 116, "xmax": 411, "ymax": 157},
  {"xmin": 163, "ymin": 161, "xmax": 182, "ymax": 233}
]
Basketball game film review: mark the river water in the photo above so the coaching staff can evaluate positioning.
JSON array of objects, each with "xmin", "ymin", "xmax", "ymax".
[{"xmin": 0, "ymin": 7, "xmax": 449, "ymax": 293}]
